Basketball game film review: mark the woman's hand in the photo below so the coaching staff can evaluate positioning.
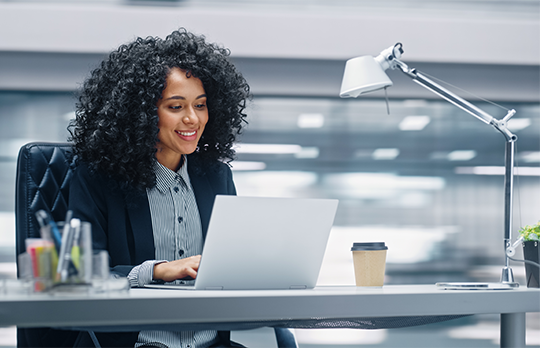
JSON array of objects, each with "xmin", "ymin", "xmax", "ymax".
[{"xmin": 153, "ymin": 255, "xmax": 201, "ymax": 282}]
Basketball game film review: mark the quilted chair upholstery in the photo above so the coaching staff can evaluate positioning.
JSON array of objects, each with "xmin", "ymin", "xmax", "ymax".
[{"xmin": 15, "ymin": 142, "xmax": 75, "ymax": 259}]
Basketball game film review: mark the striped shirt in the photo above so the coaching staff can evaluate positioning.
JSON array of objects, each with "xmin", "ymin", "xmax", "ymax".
[{"xmin": 128, "ymin": 157, "xmax": 218, "ymax": 348}]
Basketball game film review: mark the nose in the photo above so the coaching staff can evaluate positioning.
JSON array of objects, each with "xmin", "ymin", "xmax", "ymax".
[{"xmin": 182, "ymin": 107, "xmax": 198, "ymax": 125}]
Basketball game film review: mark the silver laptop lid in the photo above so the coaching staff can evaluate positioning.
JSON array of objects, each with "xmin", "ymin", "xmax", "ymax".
[{"xmin": 194, "ymin": 195, "xmax": 339, "ymax": 290}]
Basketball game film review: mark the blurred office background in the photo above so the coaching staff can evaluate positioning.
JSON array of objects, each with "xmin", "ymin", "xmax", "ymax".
[{"xmin": 0, "ymin": 0, "xmax": 539, "ymax": 347}]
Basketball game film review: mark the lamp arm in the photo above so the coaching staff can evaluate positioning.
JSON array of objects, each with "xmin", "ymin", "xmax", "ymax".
[
  {"xmin": 413, "ymin": 72, "xmax": 493, "ymax": 123},
  {"xmin": 391, "ymin": 58, "xmax": 519, "ymax": 282},
  {"xmin": 392, "ymin": 59, "xmax": 519, "ymax": 137}
]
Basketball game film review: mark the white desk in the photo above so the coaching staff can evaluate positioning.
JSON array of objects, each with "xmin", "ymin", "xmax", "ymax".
[{"xmin": 1, "ymin": 285, "xmax": 539, "ymax": 348}]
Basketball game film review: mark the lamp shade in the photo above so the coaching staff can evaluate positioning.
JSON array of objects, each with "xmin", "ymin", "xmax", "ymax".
[{"xmin": 339, "ymin": 56, "xmax": 393, "ymax": 98}]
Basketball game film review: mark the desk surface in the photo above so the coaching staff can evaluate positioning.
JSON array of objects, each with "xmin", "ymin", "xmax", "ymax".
[{"xmin": 1, "ymin": 284, "xmax": 539, "ymax": 330}]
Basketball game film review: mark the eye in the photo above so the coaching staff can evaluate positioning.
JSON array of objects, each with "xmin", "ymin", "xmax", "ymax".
[
  {"xmin": 169, "ymin": 105, "xmax": 181, "ymax": 110},
  {"xmin": 196, "ymin": 103, "xmax": 207, "ymax": 109}
]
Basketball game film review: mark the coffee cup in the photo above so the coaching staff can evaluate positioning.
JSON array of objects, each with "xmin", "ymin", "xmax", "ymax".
[{"xmin": 351, "ymin": 242, "xmax": 388, "ymax": 287}]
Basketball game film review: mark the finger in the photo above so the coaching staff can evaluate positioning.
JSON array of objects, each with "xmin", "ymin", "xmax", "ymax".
[
  {"xmin": 191, "ymin": 257, "xmax": 201, "ymax": 270},
  {"xmin": 185, "ymin": 267, "xmax": 198, "ymax": 279}
]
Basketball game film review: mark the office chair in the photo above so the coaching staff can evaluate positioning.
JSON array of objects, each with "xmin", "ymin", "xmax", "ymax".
[
  {"xmin": 15, "ymin": 142, "xmax": 298, "ymax": 348},
  {"xmin": 15, "ymin": 142, "xmax": 84, "ymax": 347}
]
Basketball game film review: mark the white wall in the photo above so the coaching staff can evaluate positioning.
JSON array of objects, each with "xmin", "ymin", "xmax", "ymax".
[
  {"xmin": 0, "ymin": 2, "xmax": 538, "ymax": 101},
  {"xmin": 0, "ymin": 2, "xmax": 538, "ymax": 64},
  {"xmin": 0, "ymin": 1, "xmax": 540, "ymax": 102}
]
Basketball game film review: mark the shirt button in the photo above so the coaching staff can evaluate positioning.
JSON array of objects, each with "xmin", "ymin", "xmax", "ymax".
[
  {"xmin": 174, "ymin": 187, "xmax": 179, "ymax": 193},
  {"xmin": 178, "ymin": 216, "xmax": 183, "ymax": 223},
  {"xmin": 179, "ymin": 250, "xmax": 185, "ymax": 257}
]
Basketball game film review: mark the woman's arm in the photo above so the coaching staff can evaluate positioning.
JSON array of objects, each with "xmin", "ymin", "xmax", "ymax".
[{"xmin": 152, "ymin": 255, "xmax": 201, "ymax": 282}]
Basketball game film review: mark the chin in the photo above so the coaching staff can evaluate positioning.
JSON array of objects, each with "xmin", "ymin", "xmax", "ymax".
[{"xmin": 181, "ymin": 147, "xmax": 198, "ymax": 155}]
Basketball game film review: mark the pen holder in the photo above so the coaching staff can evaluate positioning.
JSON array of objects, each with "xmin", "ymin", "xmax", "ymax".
[
  {"xmin": 23, "ymin": 220, "xmax": 93, "ymax": 292},
  {"xmin": 55, "ymin": 221, "xmax": 93, "ymax": 285},
  {"xmin": 13, "ymin": 218, "xmax": 129, "ymax": 295}
]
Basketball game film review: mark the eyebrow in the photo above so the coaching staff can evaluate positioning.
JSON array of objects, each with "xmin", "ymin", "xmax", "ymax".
[{"xmin": 166, "ymin": 94, "xmax": 207, "ymax": 101}]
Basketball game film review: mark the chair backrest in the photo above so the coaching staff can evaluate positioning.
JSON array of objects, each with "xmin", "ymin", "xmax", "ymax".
[
  {"xmin": 14, "ymin": 142, "xmax": 98, "ymax": 348},
  {"xmin": 15, "ymin": 142, "xmax": 74, "ymax": 262}
]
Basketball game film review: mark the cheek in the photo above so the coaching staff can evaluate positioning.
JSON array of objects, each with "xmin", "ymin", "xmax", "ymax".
[
  {"xmin": 201, "ymin": 112, "xmax": 209, "ymax": 127},
  {"xmin": 156, "ymin": 121, "xmax": 165, "ymax": 136},
  {"xmin": 157, "ymin": 111, "xmax": 175, "ymax": 130}
]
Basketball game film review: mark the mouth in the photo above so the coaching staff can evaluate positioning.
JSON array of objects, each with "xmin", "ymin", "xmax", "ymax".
[{"xmin": 175, "ymin": 130, "xmax": 196, "ymax": 137}]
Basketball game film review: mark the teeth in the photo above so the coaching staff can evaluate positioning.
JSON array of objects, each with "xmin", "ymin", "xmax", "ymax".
[{"xmin": 177, "ymin": 131, "xmax": 196, "ymax": 136}]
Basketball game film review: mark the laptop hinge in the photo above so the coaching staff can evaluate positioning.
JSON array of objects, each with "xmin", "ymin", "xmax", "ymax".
[
  {"xmin": 289, "ymin": 285, "xmax": 307, "ymax": 289},
  {"xmin": 205, "ymin": 286, "xmax": 223, "ymax": 290}
]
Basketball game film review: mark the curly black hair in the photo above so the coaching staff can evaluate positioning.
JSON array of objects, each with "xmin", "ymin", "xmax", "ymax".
[{"xmin": 68, "ymin": 28, "xmax": 250, "ymax": 190}]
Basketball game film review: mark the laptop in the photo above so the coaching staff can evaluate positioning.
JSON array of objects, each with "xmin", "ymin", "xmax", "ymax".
[{"xmin": 145, "ymin": 195, "xmax": 338, "ymax": 290}]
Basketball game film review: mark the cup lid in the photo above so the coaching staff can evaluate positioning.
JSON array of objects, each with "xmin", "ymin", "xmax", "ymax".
[{"xmin": 351, "ymin": 242, "xmax": 387, "ymax": 251}]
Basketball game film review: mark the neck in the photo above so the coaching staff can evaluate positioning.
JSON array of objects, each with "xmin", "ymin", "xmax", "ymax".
[{"xmin": 157, "ymin": 154, "xmax": 185, "ymax": 172}]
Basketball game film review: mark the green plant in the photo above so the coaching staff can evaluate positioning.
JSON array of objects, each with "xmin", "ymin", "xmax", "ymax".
[{"xmin": 519, "ymin": 221, "xmax": 540, "ymax": 242}]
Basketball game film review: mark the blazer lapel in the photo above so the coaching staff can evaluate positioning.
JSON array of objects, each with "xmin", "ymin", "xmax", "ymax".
[{"xmin": 188, "ymin": 167, "xmax": 214, "ymax": 240}]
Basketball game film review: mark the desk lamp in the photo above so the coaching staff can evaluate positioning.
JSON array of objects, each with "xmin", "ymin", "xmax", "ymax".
[{"xmin": 340, "ymin": 43, "xmax": 520, "ymax": 289}]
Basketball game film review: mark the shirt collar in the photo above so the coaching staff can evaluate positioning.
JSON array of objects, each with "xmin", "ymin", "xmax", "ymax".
[{"xmin": 153, "ymin": 156, "xmax": 189, "ymax": 194}]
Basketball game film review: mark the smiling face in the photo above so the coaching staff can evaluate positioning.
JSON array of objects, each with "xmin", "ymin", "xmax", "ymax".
[{"xmin": 155, "ymin": 68, "xmax": 208, "ymax": 171}]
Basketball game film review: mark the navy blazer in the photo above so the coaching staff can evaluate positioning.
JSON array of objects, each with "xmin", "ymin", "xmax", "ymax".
[
  {"xmin": 67, "ymin": 155, "xmax": 237, "ymax": 347},
  {"xmin": 69, "ymin": 155, "xmax": 236, "ymax": 276}
]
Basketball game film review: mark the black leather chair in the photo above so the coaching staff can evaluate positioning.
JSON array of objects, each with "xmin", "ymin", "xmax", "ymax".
[
  {"xmin": 15, "ymin": 142, "xmax": 298, "ymax": 348},
  {"xmin": 15, "ymin": 142, "xmax": 83, "ymax": 347}
]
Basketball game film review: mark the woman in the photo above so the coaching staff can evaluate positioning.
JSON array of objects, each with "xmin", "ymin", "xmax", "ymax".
[{"xmin": 67, "ymin": 28, "xmax": 250, "ymax": 348}]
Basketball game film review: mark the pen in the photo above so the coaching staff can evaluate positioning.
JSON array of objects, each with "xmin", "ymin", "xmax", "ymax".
[
  {"xmin": 70, "ymin": 219, "xmax": 81, "ymax": 271},
  {"xmin": 35, "ymin": 210, "xmax": 62, "ymax": 251},
  {"xmin": 56, "ymin": 217, "xmax": 74, "ymax": 281}
]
